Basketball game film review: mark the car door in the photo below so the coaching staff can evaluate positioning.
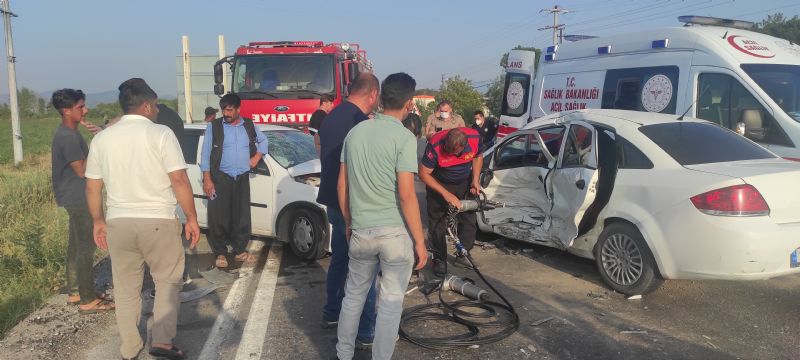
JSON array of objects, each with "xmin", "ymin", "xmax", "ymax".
[
  {"xmin": 177, "ymin": 129, "xmax": 208, "ymax": 227},
  {"xmin": 482, "ymin": 128, "xmax": 558, "ymax": 243},
  {"xmin": 547, "ymin": 120, "xmax": 599, "ymax": 248},
  {"xmin": 249, "ymin": 146, "xmax": 274, "ymax": 235}
]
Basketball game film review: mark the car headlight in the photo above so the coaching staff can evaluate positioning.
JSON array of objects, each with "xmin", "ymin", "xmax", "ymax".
[{"xmin": 294, "ymin": 174, "xmax": 321, "ymax": 187}]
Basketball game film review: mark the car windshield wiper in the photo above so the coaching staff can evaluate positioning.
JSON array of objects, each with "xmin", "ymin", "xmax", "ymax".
[{"xmin": 238, "ymin": 90, "xmax": 279, "ymax": 99}]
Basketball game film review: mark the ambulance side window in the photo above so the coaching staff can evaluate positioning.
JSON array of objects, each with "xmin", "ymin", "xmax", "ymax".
[
  {"xmin": 697, "ymin": 73, "xmax": 792, "ymax": 147},
  {"xmin": 601, "ymin": 66, "xmax": 679, "ymax": 114}
]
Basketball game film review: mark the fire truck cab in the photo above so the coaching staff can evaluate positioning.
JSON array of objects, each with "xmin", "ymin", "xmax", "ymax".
[{"xmin": 213, "ymin": 41, "xmax": 372, "ymax": 129}]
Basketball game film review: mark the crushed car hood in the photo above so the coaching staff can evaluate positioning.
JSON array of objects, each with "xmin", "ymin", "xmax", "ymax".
[{"xmin": 287, "ymin": 159, "xmax": 321, "ymax": 177}]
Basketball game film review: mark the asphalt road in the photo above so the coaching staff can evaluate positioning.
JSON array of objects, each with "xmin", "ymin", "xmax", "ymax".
[{"xmin": 255, "ymin": 237, "xmax": 800, "ymax": 360}]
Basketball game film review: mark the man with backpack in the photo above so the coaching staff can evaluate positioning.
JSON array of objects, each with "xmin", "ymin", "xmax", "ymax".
[{"xmin": 200, "ymin": 93, "xmax": 268, "ymax": 268}]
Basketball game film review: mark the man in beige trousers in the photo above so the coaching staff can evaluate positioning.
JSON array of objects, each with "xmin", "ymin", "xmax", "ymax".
[{"xmin": 86, "ymin": 78, "xmax": 200, "ymax": 360}]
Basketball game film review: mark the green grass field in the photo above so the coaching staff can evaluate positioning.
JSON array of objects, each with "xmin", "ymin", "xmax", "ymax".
[
  {"xmin": 0, "ymin": 115, "xmax": 94, "ymax": 337},
  {"xmin": 0, "ymin": 102, "xmax": 179, "ymax": 337}
]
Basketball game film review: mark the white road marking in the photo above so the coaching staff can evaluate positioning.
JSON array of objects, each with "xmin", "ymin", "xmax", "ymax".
[
  {"xmin": 198, "ymin": 241, "xmax": 265, "ymax": 360},
  {"xmin": 235, "ymin": 244, "xmax": 283, "ymax": 360}
]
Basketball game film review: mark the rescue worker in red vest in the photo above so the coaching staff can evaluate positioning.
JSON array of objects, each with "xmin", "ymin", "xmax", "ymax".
[{"xmin": 419, "ymin": 127, "xmax": 483, "ymax": 277}]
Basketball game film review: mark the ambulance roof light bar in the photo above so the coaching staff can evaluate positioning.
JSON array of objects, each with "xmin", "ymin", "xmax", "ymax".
[{"xmin": 678, "ymin": 15, "xmax": 754, "ymax": 30}]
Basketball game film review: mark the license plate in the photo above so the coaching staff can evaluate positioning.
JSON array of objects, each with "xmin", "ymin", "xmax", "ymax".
[{"xmin": 792, "ymin": 248, "xmax": 800, "ymax": 268}]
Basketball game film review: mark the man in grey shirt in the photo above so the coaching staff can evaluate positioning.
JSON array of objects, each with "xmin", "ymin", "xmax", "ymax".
[{"xmin": 51, "ymin": 89, "xmax": 114, "ymax": 313}]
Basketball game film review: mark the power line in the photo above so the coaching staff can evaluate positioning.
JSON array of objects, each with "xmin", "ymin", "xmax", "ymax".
[{"xmin": 539, "ymin": 5, "xmax": 571, "ymax": 45}]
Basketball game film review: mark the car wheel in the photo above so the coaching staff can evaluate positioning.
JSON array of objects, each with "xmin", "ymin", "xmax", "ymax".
[
  {"xmin": 287, "ymin": 208, "xmax": 326, "ymax": 260},
  {"xmin": 595, "ymin": 223, "xmax": 663, "ymax": 295}
]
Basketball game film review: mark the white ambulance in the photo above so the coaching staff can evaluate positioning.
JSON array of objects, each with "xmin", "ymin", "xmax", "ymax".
[{"xmin": 499, "ymin": 16, "xmax": 800, "ymax": 160}]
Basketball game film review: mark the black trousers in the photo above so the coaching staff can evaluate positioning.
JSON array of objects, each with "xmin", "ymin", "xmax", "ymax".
[
  {"xmin": 208, "ymin": 171, "xmax": 251, "ymax": 255},
  {"xmin": 426, "ymin": 182, "xmax": 477, "ymax": 261}
]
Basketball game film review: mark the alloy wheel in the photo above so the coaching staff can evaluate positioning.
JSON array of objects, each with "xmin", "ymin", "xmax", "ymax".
[{"xmin": 600, "ymin": 233, "xmax": 644, "ymax": 286}]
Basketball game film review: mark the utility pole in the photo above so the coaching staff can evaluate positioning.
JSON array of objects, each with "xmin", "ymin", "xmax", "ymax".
[
  {"xmin": 1, "ymin": 0, "xmax": 21, "ymax": 165},
  {"xmin": 539, "ymin": 5, "xmax": 570, "ymax": 46}
]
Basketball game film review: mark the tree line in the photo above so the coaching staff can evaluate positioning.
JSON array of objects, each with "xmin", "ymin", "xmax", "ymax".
[{"xmin": 0, "ymin": 88, "xmax": 178, "ymax": 123}]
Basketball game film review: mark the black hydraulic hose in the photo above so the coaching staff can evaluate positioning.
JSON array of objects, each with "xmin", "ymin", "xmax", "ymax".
[
  {"xmin": 399, "ymin": 253, "xmax": 520, "ymax": 350},
  {"xmin": 399, "ymin": 194, "xmax": 519, "ymax": 350}
]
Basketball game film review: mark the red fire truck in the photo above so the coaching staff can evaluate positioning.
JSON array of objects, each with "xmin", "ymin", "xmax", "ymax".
[{"xmin": 213, "ymin": 41, "xmax": 372, "ymax": 128}]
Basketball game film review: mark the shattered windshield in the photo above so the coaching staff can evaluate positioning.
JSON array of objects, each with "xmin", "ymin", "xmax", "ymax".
[
  {"xmin": 264, "ymin": 130, "xmax": 317, "ymax": 168},
  {"xmin": 741, "ymin": 64, "xmax": 800, "ymax": 122},
  {"xmin": 233, "ymin": 54, "xmax": 335, "ymax": 99}
]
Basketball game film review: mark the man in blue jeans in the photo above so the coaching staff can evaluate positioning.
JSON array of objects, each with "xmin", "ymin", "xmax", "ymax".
[
  {"xmin": 335, "ymin": 72, "xmax": 428, "ymax": 360},
  {"xmin": 317, "ymin": 73, "xmax": 381, "ymax": 347}
]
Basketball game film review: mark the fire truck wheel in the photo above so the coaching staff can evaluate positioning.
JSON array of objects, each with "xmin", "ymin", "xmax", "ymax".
[{"xmin": 287, "ymin": 207, "xmax": 326, "ymax": 260}]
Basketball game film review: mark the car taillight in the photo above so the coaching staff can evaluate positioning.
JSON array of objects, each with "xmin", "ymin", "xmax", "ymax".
[{"xmin": 690, "ymin": 184, "xmax": 770, "ymax": 216}]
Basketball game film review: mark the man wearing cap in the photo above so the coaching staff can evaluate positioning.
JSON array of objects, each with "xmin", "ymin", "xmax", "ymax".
[{"xmin": 204, "ymin": 106, "xmax": 218, "ymax": 122}]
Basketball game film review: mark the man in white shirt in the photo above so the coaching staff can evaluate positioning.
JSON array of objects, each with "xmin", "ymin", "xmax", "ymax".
[{"xmin": 85, "ymin": 78, "xmax": 200, "ymax": 360}]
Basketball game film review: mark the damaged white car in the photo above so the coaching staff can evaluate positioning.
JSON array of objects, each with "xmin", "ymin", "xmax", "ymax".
[
  {"xmin": 479, "ymin": 109, "xmax": 800, "ymax": 295},
  {"xmin": 178, "ymin": 124, "xmax": 329, "ymax": 260}
]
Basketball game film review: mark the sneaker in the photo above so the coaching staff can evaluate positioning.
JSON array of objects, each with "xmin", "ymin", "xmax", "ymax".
[
  {"xmin": 321, "ymin": 318, "xmax": 338, "ymax": 329},
  {"xmin": 355, "ymin": 338, "xmax": 373, "ymax": 350}
]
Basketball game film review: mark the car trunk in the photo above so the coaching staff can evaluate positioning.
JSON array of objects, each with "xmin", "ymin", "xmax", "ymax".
[{"xmin": 686, "ymin": 159, "xmax": 800, "ymax": 224}]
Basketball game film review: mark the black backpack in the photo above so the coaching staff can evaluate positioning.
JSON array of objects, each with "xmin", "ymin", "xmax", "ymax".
[{"xmin": 210, "ymin": 117, "xmax": 257, "ymax": 172}]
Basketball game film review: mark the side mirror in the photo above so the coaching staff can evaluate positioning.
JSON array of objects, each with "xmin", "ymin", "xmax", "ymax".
[
  {"xmin": 213, "ymin": 61, "xmax": 224, "ymax": 85},
  {"xmin": 214, "ymin": 84, "xmax": 225, "ymax": 96},
  {"xmin": 480, "ymin": 169, "xmax": 494, "ymax": 188},
  {"xmin": 250, "ymin": 158, "xmax": 270, "ymax": 176},
  {"xmin": 213, "ymin": 57, "xmax": 229, "ymax": 95},
  {"xmin": 347, "ymin": 63, "xmax": 360, "ymax": 82}
]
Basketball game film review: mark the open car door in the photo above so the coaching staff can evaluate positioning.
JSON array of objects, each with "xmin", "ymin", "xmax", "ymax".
[
  {"xmin": 548, "ymin": 120, "xmax": 599, "ymax": 248},
  {"xmin": 480, "ymin": 128, "xmax": 559, "ymax": 245}
]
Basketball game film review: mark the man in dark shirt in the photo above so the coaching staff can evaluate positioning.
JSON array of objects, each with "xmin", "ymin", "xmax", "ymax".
[
  {"xmin": 156, "ymin": 103, "xmax": 185, "ymax": 143},
  {"xmin": 309, "ymin": 94, "xmax": 335, "ymax": 155},
  {"xmin": 51, "ymin": 89, "xmax": 114, "ymax": 313},
  {"xmin": 419, "ymin": 127, "xmax": 484, "ymax": 276},
  {"xmin": 317, "ymin": 73, "xmax": 380, "ymax": 348},
  {"xmin": 471, "ymin": 110, "xmax": 498, "ymax": 152}
]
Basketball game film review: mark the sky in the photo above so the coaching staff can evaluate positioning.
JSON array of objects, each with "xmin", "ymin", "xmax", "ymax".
[{"xmin": 1, "ymin": 0, "xmax": 799, "ymax": 99}]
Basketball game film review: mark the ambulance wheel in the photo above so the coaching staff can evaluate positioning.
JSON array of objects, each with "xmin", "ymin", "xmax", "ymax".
[
  {"xmin": 287, "ymin": 207, "xmax": 327, "ymax": 260},
  {"xmin": 595, "ymin": 223, "xmax": 663, "ymax": 296}
]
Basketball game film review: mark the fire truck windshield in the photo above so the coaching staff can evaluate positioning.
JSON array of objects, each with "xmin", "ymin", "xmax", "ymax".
[{"xmin": 233, "ymin": 54, "xmax": 335, "ymax": 99}]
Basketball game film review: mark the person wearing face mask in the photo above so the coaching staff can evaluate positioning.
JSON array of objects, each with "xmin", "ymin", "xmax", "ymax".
[
  {"xmin": 424, "ymin": 100, "xmax": 465, "ymax": 141},
  {"xmin": 199, "ymin": 93, "xmax": 268, "ymax": 269},
  {"xmin": 471, "ymin": 110, "xmax": 498, "ymax": 152}
]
